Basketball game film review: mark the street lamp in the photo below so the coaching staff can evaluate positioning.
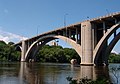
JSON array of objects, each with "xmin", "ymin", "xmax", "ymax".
[
  {"xmin": 37, "ymin": 25, "xmax": 40, "ymax": 36},
  {"xmin": 64, "ymin": 13, "xmax": 68, "ymax": 37}
]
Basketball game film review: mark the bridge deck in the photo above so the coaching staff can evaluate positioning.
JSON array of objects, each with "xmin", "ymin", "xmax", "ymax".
[{"xmin": 15, "ymin": 12, "xmax": 120, "ymax": 45}]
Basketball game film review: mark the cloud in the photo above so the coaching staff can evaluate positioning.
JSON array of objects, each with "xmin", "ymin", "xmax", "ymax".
[
  {"xmin": 0, "ymin": 29, "xmax": 28, "ymax": 43},
  {"xmin": 111, "ymin": 50, "xmax": 119, "ymax": 54}
]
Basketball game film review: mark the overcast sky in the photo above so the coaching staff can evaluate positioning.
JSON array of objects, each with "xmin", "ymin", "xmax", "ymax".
[{"xmin": 0, "ymin": 0, "xmax": 120, "ymax": 53}]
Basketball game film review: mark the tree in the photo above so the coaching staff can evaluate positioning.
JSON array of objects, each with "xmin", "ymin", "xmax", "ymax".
[
  {"xmin": 36, "ymin": 45, "xmax": 80, "ymax": 63},
  {"xmin": 8, "ymin": 42, "xmax": 15, "ymax": 45},
  {"xmin": 0, "ymin": 41, "xmax": 20, "ymax": 61},
  {"xmin": 109, "ymin": 53, "xmax": 120, "ymax": 63}
]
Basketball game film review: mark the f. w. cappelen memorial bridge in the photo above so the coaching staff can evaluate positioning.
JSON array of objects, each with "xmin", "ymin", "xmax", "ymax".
[{"xmin": 15, "ymin": 12, "xmax": 120, "ymax": 66}]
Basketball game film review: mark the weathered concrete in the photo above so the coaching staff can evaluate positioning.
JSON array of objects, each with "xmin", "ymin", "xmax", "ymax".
[{"xmin": 81, "ymin": 21, "xmax": 93, "ymax": 65}]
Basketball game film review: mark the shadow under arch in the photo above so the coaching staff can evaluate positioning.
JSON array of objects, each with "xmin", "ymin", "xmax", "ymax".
[
  {"xmin": 15, "ymin": 45, "xmax": 22, "ymax": 52},
  {"xmin": 25, "ymin": 35, "xmax": 81, "ymax": 61},
  {"xmin": 93, "ymin": 21, "xmax": 120, "ymax": 65},
  {"xmin": 104, "ymin": 32, "xmax": 120, "ymax": 64}
]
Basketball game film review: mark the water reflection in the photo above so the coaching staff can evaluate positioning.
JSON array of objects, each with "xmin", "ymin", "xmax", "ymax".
[
  {"xmin": 20, "ymin": 63, "xmax": 110, "ymax": 84},
  {"xmin": 0, "ymin": 62, "xmax": 115, "ymax": 84},
  {"xmin": 80, "ymin": 66, "xmax": 95, "ymax": 80},
  {"xmin": 71, "ymin": 65, "xmax": 110, "ymax": 81},
  {"xmin": 109, "ymin": 64, "xmax": 120, "ymax": 84},
  {"xmin": 19, "ymin": 62, "xmax": 43, "ymax": 84}
]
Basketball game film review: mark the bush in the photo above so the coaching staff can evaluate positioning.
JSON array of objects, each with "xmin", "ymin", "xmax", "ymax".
[{"xmin": 66, "ymin": 76, "xmax": 109, "ymax": 84}]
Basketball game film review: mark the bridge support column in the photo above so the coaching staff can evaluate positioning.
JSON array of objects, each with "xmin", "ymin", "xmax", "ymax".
[
  {"xmin": 81, "ymin": 21, "xmax": 93, "ymax": 65},
  {"xmin": 21, "ymin": 40, "xmax": 27, "ymax": 62},
  {"xmin": 76, "ymin": 28, "xmax": 78, "ymax": 43}
]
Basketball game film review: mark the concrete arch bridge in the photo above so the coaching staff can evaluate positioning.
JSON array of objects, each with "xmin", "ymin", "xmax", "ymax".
[{"xmin": 15, "ymin": 12, "xmax": 120, "ymax": 66}]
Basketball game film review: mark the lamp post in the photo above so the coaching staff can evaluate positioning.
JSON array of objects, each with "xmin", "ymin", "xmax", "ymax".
[
  {"xmin": 37, "ymin": 25, "xmax": 40, "ymax": 36},
  {"xmin": 64, "ymin": 14, "xmax": 68, "ymax": 37},
  {"xmin": 37, "ymin": 27, "xmax": 38, "ymax": 36}
]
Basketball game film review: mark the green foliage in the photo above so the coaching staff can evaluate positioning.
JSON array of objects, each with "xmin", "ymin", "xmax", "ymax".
[
  {"xmin": 109, "ymin": 53, "xmax": 120, "ymax": 63},
  {"xmin": 36, "ymin": 45, "xmax": 80, "ymax": 63},
  {"xmin": 0, "ymin": 41, "xmax": 20, "ymax": 61},
  {"xmin": 0, "ymin": 41, "xmax": 7, "ymax": 46},
  {"xmin": 66, "ymin": 76, "xmax": 109, "ymax": 84},
  {"xmin": 8, "ymin": 42, "xmax": 15, "ymax": 45},
  {"xmin": 0, "ymin": 41, "xmax": 80, "ymax": 63}
]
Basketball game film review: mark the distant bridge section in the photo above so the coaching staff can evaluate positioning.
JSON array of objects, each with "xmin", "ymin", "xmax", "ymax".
[{"xmin": 15, "ymin": 12, "xmax": 120, "ymax": 65}]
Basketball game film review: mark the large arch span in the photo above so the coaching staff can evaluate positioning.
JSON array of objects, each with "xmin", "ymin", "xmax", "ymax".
[
  {"xmin": 105, "ymin": 32, "xmax": 120, "ymax": 56},
  {"xmin": 24, "ymin": 35, "xmax": 82, "ymax": 61},
  {"xmin": 104, "ymin": 32, "xmax": 120, "ymax": 64},
  {"xmin": 93, "ymin": 21, "xmax": 120, "ymax": 65}
]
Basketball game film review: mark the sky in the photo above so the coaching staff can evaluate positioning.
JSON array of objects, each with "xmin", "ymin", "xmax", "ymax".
[{"xmin": 0, "ymin": 0, "xmax": 120, "ymax": 53}]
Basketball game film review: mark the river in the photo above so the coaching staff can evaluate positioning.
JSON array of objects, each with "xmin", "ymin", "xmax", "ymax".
[{"xmin": 0, "ymin": 62, "xmax": 119, "ymax": 84}]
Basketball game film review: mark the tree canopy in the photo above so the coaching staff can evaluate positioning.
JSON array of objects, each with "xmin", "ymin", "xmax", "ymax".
[
  {"xmin": 0, "ymin": 41, "xmax": 20, "ymax": 61},
  {"xmin": 36, "ymin": 45, "xmax": 80, "ymax": 63},
  {"xmin": 0, "ymin": 40, "xmax": 120, "ymax": 64},
  {"xmin": 0, "ymin": 41, "xmax": 80, "ymax": 63}
]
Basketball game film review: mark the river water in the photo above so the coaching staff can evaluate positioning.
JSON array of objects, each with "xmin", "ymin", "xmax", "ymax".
[{"xmin": 0, "ymin": 62, "xmax": 119, "ymax": 84}]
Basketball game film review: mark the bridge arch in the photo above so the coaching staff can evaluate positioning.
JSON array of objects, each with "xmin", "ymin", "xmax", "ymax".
[
  {"xmin": 93, "ymin": 21, "xmax": 120, "ymax": 65},
  {"xmin": 14, "ymin": 45, "xmax": 22, "ymax": 52},
  {"xmin": 104, "ymin": 32, "xmax": 120, "ymax": 64},
  {"xmin": 25, "ymin": 35, "xmax": 81, "ymax": 61}
]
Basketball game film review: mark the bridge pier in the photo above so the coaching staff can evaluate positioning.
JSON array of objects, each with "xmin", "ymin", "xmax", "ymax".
[
  {"xmin": 81, "ymin": 21, "xmax": 94, "ymax": 65},
  {"xmin": 21, "ymin": 40, "xmax": 26, "ymax": 62}
]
